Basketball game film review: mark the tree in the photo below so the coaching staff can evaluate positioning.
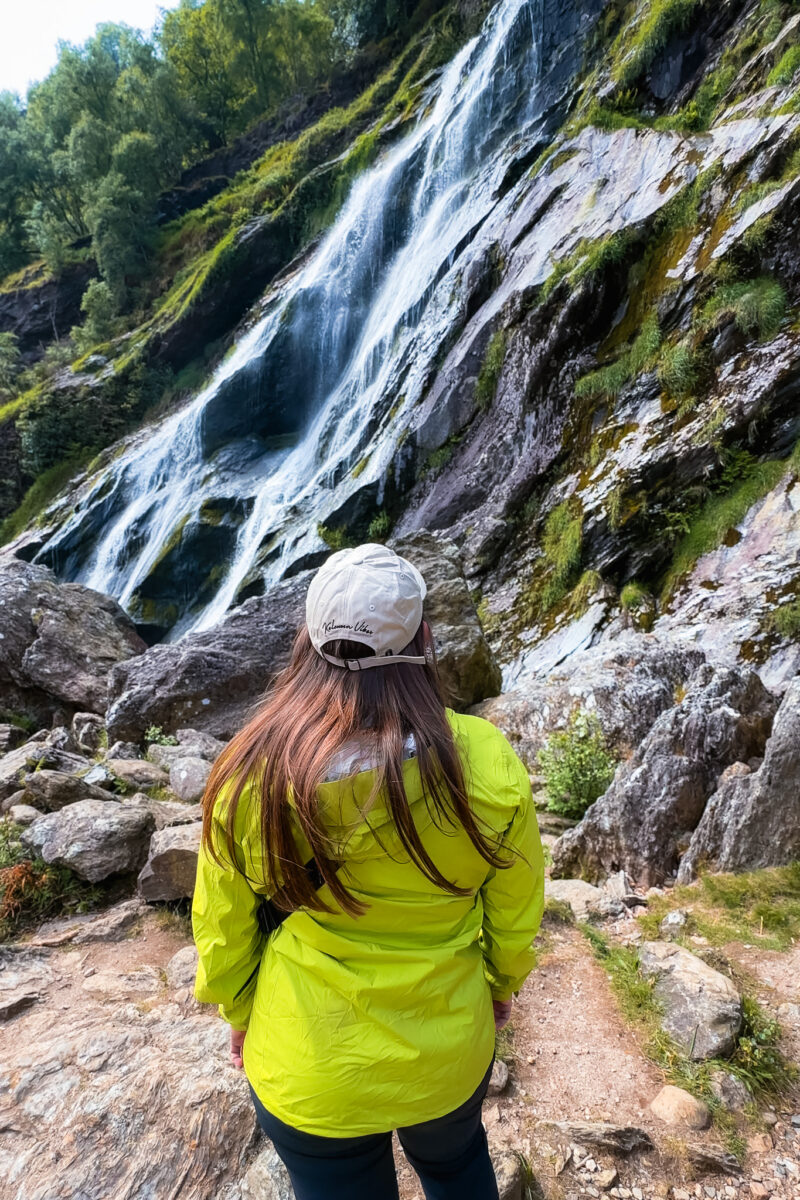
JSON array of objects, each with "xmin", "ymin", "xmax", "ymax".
[
  {"xmin": 0, "ymin": 332, "xmax": 21, "ymax": 399},
  {"xmin": 84, "ymin": 172, "xmax": 153, "ymax": 307}
]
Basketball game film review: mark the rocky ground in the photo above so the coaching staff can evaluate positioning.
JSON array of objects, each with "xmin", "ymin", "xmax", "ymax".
[{"xmin": 1, "ymin": 892, "xmax": 798, "ymax": 1200}]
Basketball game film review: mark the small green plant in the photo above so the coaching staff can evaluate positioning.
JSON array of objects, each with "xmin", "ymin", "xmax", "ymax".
[
  {"xmin": 612, "ymin": 0, "xmax": 704, "ymax": 88},
  {"xmin": 620, "ymin": 580, "xmax": 650, "ymax": 611},
  {"xmin": 767, "ymin": 45, "xmax": 800, "ymax": 87},
  {"xmin": 317, "ymin": 523, "xmax": 352, "ymax": 551},
  {"xmin": 144, "ymin": 724, "xmax": 179, "ymax": 746},
  {"xmin": 539, "ymin": 498, "xmax": 584, "ymax": 612},
  {"xmin": 729, "ymin": 996, "xmax": 798, "ymax": 1099},
  {"xmin": 568, "ymin": 569, "xmax": 603, "ymax": 616},
  {"xmin": 766, "ymin": 596, "xmax": 800, "ymax": 639},
  {"xmin": 537, "ymin": 710, "xmax": 617, "ymax": 820},
  {"xmin": 475, "ymin": 331, "xmax": 506, "ymax": 409},
  {"xmin": 575, "ymin": 311, "xmax": 662, "ymax": 401},
  {"xmin": 699, "ymin": 278, "xmax": 786, "ymax": 342},
  {"xmin": 658, "ymin": 339, "xmax": 698, "ymax": 399},
  {"xmin": 366, "ymin": 509, "xmax": 392, "ymax": 541}
]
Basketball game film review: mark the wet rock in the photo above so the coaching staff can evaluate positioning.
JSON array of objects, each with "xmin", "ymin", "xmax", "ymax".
[
  {"xmin": 473, "ymin": 634, "xmax": 705, "ymax": 769},
  {"xmin": 649, "ymin": 1084, "xmax": 711, "ymax": 1129},
  {"xmin": 638, "ymin": 942, "xmax": 742, "ymax": 1060},
  {"xmin": 104, "ymin": 758, "xmax": 170, "ymax": 791},
  {"xmin": 391, "ymin": 531, "xmax": 502, "ymax": 708},
  {"xmin": 0, "ymin": 558, "xmax": 146, "ymax": 724},
  {"xmin": 105, "ymin": 574, "xmax": 310, "ymax": 742},
  {"xmin": 21, "ymin": 799, "xmax": 155, "ymax": 882},
  {"xmin": 137, "ymin": 824, "xmax": 203, "ymax": 901},
  {"xmin": 679, "ymin": 676, "xmax": 800, "ymax": 881},
  {"xmin": 169, "ymin": 755, "xmax": 212, "ymax": 802},
  {"xmin": 551, "ymin": 665, "xmax": 777, "ymax": 886},
  {"xmin": 71, "ymin": 711, "xmax": 105, "ymax": 753},
  {"xmin": 17, "ymin": 769, "xmax": 112, "ymax": 811}
]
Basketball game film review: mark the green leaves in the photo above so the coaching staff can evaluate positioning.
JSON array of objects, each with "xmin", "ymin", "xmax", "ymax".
[{"xmin": 537, "ymin": 709, "xmax": 617, "ymax": 820}]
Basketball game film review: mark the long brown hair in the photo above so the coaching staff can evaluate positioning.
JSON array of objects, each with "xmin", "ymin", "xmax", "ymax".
[{"xmin": 200, "ymin": 618, "xmax": 511, "ymax": 917}]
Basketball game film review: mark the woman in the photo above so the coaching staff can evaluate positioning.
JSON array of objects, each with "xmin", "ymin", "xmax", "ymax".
[{"xmin": 192, "ymin": 543, "xmax": 544, "ymax": 1200}]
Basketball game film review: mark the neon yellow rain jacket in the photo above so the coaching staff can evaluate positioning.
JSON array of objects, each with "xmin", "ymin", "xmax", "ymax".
[{"xmin": 192, "ymin": 711, "xmax": 544, "ymax": 1136}]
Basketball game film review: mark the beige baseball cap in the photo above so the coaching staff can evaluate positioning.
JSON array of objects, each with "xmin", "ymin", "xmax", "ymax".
[{"xmin": 306, "ymin": 543, "xmax": 428, "ymax": 671}]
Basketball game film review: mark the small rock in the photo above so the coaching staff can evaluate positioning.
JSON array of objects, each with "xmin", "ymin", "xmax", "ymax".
[
  {"xmin": 488, "ymin": 1058, "xmax": 509, "ymax": 1095},
  {"xmin": 545, "ymin": 878, "xmax": 623, "ymax": 920},
  {"xmin": 791, "ymin": 1114, "xmax": 800, "ymax": 1128},
  {"xmin": 0, "ymin": 724, "xmax": 27, "ymax": 753},
  {"xmin": 632, "ymin": 1190, "xmax": 643, "ymax": 1200},
  {"xmin": 166, "ymin": 945, "xmax": 199, "ymax": 991},
  {"xmin": 72, "ymin": 898, "xmax": 148, "ymax": 944},
  {"xmin": 639, "ymin": 942, "xmax": 743, "ymax": 1060},
  {"xmin": 597, "ymin": 1168, "xmax": 618, "ymax": 1190},
  {"xmin": 0, "ymin": 989, "xmax": 40, "ymax": 1020},
  {"xmin": 240, "ymin": 1142, "xmax": 293, "ymax": 1199},
  {"xmin": 747, "ymin": 1133, "xmax": 773, "ymax": 1154},
  {"xmin": 7, "ymin": 803, "xmax": 43, "ymax": 826},
  {"xmin": 490, "ymin": 1145, "xmax": 524, "ymax": 1200},
  {"xmin": 540, "ymin": 1122, "xmax": 653, "ymax": 1155},
  {"xmin": 70, "ymin": 712, "xmax": 105, "ymax": 754},
  {"xmin": 20, "ymin": 769, "xmax": 112, "ymax": 811},
  {"xmin": 106, "ymin": 740, "xmax": 142, "ymax": 759},
  {"xmin": 105, "ymin": 759, "xmax": 169, "ymax": 790},
  {"xmin": 650, "ymin": 1084, "xmax": 711, "ymax": 1130},
  {"xmin": 21, "ymin": 799, "xmax": 154, "ymax": 881},
  {"xmin": 169, "ymin": 755, "xmax": 212, "ymax": 803},
  {"xmin": 762, "ymin": 1111, "xmax": 778, "ymax": 1127},
  {"xmin": 659, "ymin": 909, "xmax": 688, "ymax": 937},
  {"xmin": 710, "ymin": 1070, "xmax": 751, "ymax": 1112},
  {"xmin": 750, "ymin": 1185, "xmax": 768, "ymax": 1198},
  {"xmin": 137, "ymin": 824, "xmax": 202, "ymax": 901}
]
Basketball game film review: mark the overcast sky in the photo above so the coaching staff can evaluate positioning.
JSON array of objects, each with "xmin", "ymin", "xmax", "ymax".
[{"xmin": 1, "ymin": 1, "xmax": 182, "ymax": 98}]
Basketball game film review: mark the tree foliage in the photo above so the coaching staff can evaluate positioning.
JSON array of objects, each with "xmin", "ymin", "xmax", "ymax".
[{"xmin": 0, "ymin": 0, "xmax": 429, "ymax": 297}]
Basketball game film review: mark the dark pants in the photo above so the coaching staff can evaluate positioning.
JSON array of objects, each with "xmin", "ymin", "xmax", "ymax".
[{"xmin": 247, "ymin": 1057, "xmax": 499, "ymax": 1200}]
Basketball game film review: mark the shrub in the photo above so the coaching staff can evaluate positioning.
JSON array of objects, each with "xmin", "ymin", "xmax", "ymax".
[
  {"xmin": 537, "ymin": 710, "xmax": 617, "ymax": 819},
  {"xmin": 575, "ymin": 313, "xmax": 662, "ymax": 401},
  {"xmin": 144, "ymin": 724, "xmax": 179, "ymax": 746},
  {"xmin": 475, "ymin": 331, "xmax": 506, "ymax": 410},
  {"xmin": 613, "ymin": 0, "xmax": 703, "ymax": 88},
  {"xmin": 620, "ymin": 580, "xmax": 650, "ymax": 611},
  {"xmin": 317, "ymin": 522, "xmax": 352, "ymax": 550}
]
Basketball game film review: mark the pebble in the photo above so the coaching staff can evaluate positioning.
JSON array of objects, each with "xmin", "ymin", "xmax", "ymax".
[{"xmin": 791, "ymin": 1116, "xmax": 800, "ymax": 1128}]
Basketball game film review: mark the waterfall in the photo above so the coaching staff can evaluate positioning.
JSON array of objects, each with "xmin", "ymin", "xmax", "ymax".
[{"xmin": 33, "ymin": 0, "xmax": 548, "ymax": 640}]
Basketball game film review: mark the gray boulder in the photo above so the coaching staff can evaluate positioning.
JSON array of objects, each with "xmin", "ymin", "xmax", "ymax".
[
  {"xmin": 17, "ymin": 769, "xmax": 113, "ymax": 811},
  {"xmin": 106, "ymin": 740, "xmax": 142, "ymax": 759},
  {"xmin": 639, "ymin": 941, "xmax": 743, "ymax": 1061},
  {"xmin": 105, "ymin": 574, "xmax": 310, "ymax": 742},
  {"xmin": 165, "ymin": 945, "xmax": 199, "ymax": 991},
  {"xmin": 678, "ymin": 675, "xmax": 800, "ymax": 881},
  {"xmin": 551, "ymin": 665, "xmax": 777, "ymax": 886},
  {"xmin": 146, "ymin": 728, "xmax": 226, "ymax": 769},
  {"xmin": 104, "ymin": 758, "xmax": 170, "ymax": 791},
  {"xmin": 169, "ymin": 755, "xmax": 212, "ymax": 802},
  {"xmin": 137, "ymin": 824, "xmax": 203, "ymax": 901},
  {"xmin": 7, "ymin": 803, "xmax": 42, "ymax": 826},
  {"xmin": 21, "ymin": 799, "xmax": 155, "ymax": 882},
  {"xmin": 473, "ymin": 634, "xmax": 705, "ymax": 769},
  {"xmin": 392, "ymin": 531, "xmax": 502, "ymax": 708},
  {"xmin": 0, "ymin": 558, "xmax": 146, "ymax": 724}
]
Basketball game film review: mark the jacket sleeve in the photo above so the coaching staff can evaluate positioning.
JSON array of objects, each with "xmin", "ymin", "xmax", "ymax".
[
  {"xmin": 191, "ymin": 784, "xmax": 266, "ymax": 1030},
  {"xmin": 479, "ymin": 743, "xmax": 545, "ymax": 1002}
]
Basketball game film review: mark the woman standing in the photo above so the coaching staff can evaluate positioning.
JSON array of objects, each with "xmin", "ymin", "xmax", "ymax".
[{"xmin": 192, "ymin": 543, "xmax": 544, "ymax": 1200}]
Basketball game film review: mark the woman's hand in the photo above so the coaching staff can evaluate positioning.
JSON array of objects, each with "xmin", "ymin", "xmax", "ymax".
[
  {"xmin": 230, "ymin": 1027, "xmax": 246, "ymax": 1069},
  {"xmin": 493, "ymin": 998, "xmax": 512, "ymax": 1030}
]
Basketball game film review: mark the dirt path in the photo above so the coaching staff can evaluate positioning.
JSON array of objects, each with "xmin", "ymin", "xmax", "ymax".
[{"xmin": 2, "ymin": 906, "xmax": 799, "ymax": 1200}]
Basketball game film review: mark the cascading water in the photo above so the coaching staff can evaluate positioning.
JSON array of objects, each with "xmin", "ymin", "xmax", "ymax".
[{"xmin": 33, "ymin": 0, "xmax": 552, "ymax": 640}]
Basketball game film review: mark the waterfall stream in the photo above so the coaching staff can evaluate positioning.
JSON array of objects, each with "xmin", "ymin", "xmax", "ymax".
[{"xmin": 34, "ymin": 0, "xmax": 549, "ymax": 640}]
